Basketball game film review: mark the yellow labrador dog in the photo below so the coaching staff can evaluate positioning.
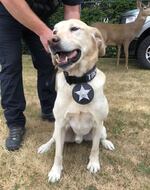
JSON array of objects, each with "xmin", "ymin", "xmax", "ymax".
[{"xmin": 38, "ymin": 19, "xmax": 115, "ymax": 183}]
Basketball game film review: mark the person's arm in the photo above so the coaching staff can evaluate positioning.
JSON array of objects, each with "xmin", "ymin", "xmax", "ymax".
[
  {"xmin": 62, "ymin": 0, "xmax": 82, "ymax": 19},
  {"xmin": 1, "ymin": 0, "xmax": 52, "ymax": 51},
  {"xmin": 1, "ymin": 0, "xmax": 81, "ymax": 51},
  {"xmin": 64, "ymin": 5, "xmax": 80, "ymax": 20}
]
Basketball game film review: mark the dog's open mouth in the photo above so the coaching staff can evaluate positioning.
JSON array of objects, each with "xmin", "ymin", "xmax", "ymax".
[{"xmin": 54, "ymin": 49, "xmax": 81, "ymax": 69}]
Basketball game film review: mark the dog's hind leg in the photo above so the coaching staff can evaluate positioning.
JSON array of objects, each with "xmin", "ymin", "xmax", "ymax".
[
  {"xmin": 38, "ymin": 137, "xmax": 55, "ymax": 154},
  {"xmin": 100, "ymin": 126, "xmax": 115, "ymax": 151}
]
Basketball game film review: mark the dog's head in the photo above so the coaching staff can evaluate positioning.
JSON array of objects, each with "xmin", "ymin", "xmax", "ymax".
[{"xmin": 48, "ymin": 19, "xmax": 105, "ymax": 72}]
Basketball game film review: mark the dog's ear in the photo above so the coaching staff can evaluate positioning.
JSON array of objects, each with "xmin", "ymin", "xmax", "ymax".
[{"xmin": 90, "ymin": 27, "xmax": 106, "ymax": 57}]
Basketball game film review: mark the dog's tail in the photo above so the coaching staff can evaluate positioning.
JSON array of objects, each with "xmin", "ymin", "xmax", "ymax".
[{"xmin": 38, "ymin": 137, "xmax": 55, "ymax": 154}]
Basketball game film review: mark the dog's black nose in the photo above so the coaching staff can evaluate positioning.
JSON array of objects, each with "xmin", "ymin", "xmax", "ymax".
[
  {"xmin": 48, "ymin": 36, "xmax": 62, "ymax": 54},
  {"xmin": 52, "ymin": 36, "xmax": 60, "ymax": 43}
]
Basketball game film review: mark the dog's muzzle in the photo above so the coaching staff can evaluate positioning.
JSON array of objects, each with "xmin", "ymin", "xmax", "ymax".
[
  {"xmin": 55, "ymin": 49, "xmax": 81, "ymax": 69},
  {"xmin": 48, "ymin": 37, "xmax": 81, "ymax": 69}
]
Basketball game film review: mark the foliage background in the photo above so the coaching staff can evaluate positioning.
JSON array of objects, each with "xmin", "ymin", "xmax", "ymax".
[
  {"xmin": 23, "ymin": 0, "xmax": 147, "ymax": 56},
  {"xmin": 49, "ymin": 0, "xmax": 136, "ymax": 26},
  {"xmin": 46, "ymin": 0, "xmax": 137, "ymax": 57}
]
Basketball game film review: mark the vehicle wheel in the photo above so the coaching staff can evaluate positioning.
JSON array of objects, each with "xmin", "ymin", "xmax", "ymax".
[{"xmin": 137, "ymin": 36, "xmax": 150, "ymax": 69}]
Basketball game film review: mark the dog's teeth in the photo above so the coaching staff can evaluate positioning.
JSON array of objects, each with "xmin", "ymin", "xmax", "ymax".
[
  {"xmin": 56, "ymin": 58, "xmax": 58, "ymax": 63},
  {"xmin": 65, "ymin": 57, "xmax": 68, "ymax": 62},
  {"xmin": 55, "ymin": 54, "xmax": 61, "ymax": 64},
  {"xmin": 56, "ymin": 58, "xmax": 60, "ymax": 64},
  {"xmin": 56, "ymin": 54, "xmax": 59, "ymax": 59}
]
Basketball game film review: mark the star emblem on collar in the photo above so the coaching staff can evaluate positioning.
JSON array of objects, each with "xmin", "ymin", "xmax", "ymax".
[
  {"xmin": 72, "ymin": 83, "xmax": 94, "ymax": 105},
  {"xmin": 75, "ymin": 85, "xmax": 91, "ymax": 101}
]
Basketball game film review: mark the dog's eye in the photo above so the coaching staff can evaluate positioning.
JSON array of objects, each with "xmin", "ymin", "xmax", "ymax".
[{"xmin": 70, "ymin": 26, "xmax": 80, "ymax": 32}]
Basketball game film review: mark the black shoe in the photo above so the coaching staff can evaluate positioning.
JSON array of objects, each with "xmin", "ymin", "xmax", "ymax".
[
  {"xmin": 5, "ymin": 127, "xmax": 26, "ymax": 151},
  {"xmin": 41, "ymin": 112, "xmax": 55, "ymax": 122}
]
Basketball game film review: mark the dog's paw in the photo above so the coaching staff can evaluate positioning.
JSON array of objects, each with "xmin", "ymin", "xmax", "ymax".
[
  {"xmin": 87, "ymin": 161, "xmax": 100, "ymax": 173},
  {"xmin": 101, "ymin": 139, "xmax": 115, "ymax": 151},
  {"xmin": 38, "ymin": 138, "xmax": 55, "ymax": 154},
  {"xmin": 48, "ymin": 166, "xmax": 62, "ymax": 183},
  {"xmin": 75, "ymin": 135, "xmax": 83, "ymax": 144},
  {"xmin": 38, "ymin": 143, "xmax": 50, "ymax": 154}
]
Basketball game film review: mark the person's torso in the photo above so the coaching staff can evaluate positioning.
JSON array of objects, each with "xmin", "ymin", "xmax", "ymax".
[{"xmin": 26, "ymin": 0, "xmax": 60, "ymax": 17}]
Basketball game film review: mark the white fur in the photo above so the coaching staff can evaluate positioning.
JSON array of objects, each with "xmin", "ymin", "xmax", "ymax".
[{"xmin": 38, "ymin": 19, "xmax": 115, "ymax": 183}]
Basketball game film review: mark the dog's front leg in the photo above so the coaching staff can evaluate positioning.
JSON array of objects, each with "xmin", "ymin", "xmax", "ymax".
[
  {"xmin": 48, "ymin": 122, "xmax": 66, "ymax": 183},
  {"xmin": 87, "ymin": 123, "xmax": 102, "ymax": 173}
]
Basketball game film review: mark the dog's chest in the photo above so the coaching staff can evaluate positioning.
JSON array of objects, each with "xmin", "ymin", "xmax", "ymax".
[{"xmin": 68, "ymin": 112, "xmax": 94, "ymax": 135}]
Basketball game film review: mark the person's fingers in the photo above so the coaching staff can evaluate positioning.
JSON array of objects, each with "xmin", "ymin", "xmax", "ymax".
[
  {"xmin": 40, "ymin": 37, "xmax": 49, "ymax": 52},
  {"xmin": 39, "ymin": 29, "xmax": 53, "ymax": 52}
]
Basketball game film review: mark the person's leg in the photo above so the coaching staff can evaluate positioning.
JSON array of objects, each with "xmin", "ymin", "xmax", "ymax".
[
  {"xmin": 0, "ymin": 5, "xmax": 26, "ymax": 150},
  {"xmin": 23, "ymin": 28, "xmax": 56, "ymax": 121}
]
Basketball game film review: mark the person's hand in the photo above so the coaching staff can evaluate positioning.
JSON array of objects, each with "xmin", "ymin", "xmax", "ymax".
[{"xmin": 39, "ymin": 28, "xmax": 53, "ymax": 52}]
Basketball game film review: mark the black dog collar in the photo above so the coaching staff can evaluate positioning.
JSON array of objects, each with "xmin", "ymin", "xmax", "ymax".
[
  {"xmin": 63, "ymin": 65, "xmax": 96, "ymax": 85},
  {"xmin": 63, "ymin": 65, "xmax": 96, "ymax": 104}
]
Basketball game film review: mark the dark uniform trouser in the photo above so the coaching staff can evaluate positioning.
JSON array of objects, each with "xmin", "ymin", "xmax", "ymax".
[{"xmin": 0, "ymin": 4, "xmax": 56, "ymax": 128}]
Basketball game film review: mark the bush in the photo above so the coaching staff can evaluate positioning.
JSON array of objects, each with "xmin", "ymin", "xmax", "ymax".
[
  {"xmin": 48, "ymin": 6, "xmax": 64, "ymax": 28},
  {"xmin": 48, "ymin": 0, "xmax": 136, "ymax": 25},
  {"xmin": 23, "ymin": 0, "xmax": 137, "ymax": 56},
  {"xmin": 47, "ymin": 0, "xmax": 136, "ymax": 57}
]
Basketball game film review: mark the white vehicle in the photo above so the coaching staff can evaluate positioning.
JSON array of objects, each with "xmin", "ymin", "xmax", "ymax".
[{"xmin": 121, "ymin": 9, "xmax": 150, "ymax": 69}]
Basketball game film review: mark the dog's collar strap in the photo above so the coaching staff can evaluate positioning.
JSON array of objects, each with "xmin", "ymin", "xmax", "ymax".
[{"xmin": 63, "ymin": 65, "xmax": 96, "ymax": 85}]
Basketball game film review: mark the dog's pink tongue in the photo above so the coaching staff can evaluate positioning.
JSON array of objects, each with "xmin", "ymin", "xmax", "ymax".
[
  {"xmin": 67, "ymin": 50, "xmax": 77, "ymax": 59},
  {"xmin": 59, "ymin": 50, "xmax": 77, "ymax": 64}
]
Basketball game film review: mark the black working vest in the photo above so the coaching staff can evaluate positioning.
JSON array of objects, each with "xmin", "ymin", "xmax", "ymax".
[{"xmin": 26, "ymin": 0, "xmax": 60, "ymax": 18}]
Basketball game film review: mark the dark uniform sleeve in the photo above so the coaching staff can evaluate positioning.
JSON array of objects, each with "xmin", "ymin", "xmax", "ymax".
[{"xmin": 62, "ymin": 0, "xmax": 83, "ymax": 6}]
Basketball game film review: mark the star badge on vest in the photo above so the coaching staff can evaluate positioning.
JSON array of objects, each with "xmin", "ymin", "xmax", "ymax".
[{"xmin": 72, "ymin": 83, "xmax": 94, "ymax": 105}]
